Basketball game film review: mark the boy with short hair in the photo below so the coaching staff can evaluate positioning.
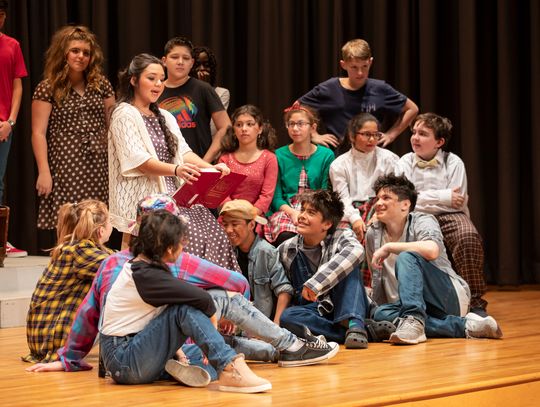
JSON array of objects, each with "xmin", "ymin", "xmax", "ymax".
[
  {"xmin": 220, "ymin": 199, "xmax": 293, "ymax": 324},
  {"xmin": 299, "ymin": 38, "xmax": 418, "ymax": 148},
  {"xmin": 395, "ymin": 113, "xmax": 488, "ymax": 315},
  {"xmin": 278, "ymin": 189, "xmax": 372, "ymax": 349},
  {"xmin": 159, "ymin": 37, "xmax": 231, "ymax": 162},
  {"xmin": 365, "ymin": 174, "xmax": 502, "ymax": 345},
  {"xmin": 0, "ymin": 0, "xmax": 28, "ymax": 257}
]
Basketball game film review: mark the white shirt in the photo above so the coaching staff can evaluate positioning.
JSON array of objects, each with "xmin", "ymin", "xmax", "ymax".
[
  {"xmin": 396, "ymin": 150, "xmax": 470, "ymax": 217},
  {"xmin": 330, "ymin": 147, "xmax": 399, "ymax": 224}
]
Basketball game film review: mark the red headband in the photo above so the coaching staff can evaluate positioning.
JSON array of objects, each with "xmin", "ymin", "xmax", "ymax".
[{"xmin": 283, "ymin": 101, "xmax": 313, "ymax": 117}]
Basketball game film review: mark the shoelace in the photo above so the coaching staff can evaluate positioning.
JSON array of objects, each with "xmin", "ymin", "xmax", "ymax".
[
  {"xmin": 398, "ymin": 316, "xmax": 419, "ymax": 331},
  {"xmin": 305, "ymin": 337, "xmax": 330, "ymax": 350}
]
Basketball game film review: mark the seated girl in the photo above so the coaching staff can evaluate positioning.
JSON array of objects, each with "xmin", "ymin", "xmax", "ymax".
[
  {"xmin": 218, "ymin": 105, "xmax": 278, "ymax": 215},
  {"xmin": 108, "ymin": 53, "xmax": 239, "ymax": 271},
  {"xmin": 99, "ymin": 209, "xmax": 271, "ymax": 392},
  {"xmin": 264, "ymin": 102, "xmax": 334, "ymax": 246},
  {"xmin": 22, "ymin": 200, "xmax": 113, "ymax": 363},
  {"xmin": 330, "ymin": 113, "xmax": 398, "ymax": 285}
]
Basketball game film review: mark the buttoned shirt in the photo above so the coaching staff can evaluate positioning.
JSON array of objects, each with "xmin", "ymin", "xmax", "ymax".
[
  {"xmin": 330, "ymin": 147, "xmax": 399, "ymax": 224},
  {"xmin": 396, "ymin": 150, "xmax": 470, "ymax": 216}
]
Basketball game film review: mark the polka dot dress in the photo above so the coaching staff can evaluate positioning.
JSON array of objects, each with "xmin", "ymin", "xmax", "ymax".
[
  {"xmin": 32, "ymin": 79, "xmax": 113, "ymax": 230},
  {"xmin": 143, "ymin": 113, "xmax": 240, "ymax": 272}
]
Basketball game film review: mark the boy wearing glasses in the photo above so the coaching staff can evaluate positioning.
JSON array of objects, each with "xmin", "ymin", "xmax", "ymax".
[
  {"xmin": 395, "ymin": 113, "xmax": 489, "ymax": 316},
  {"xmin": 298, "ymin": 39, "xmax": 418, "ymax": 149},
  {"xmin": 158, "ymin": 37, "xmax": 231, "ymax": 162},
  {"xmin": 365, "ymin": 173, "xmax": 501, "ymax": 344}
]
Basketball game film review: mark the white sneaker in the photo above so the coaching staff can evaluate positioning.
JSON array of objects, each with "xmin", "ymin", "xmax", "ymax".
[
  {"xmin": 218, "ymin": 354, "xmax": 271, "ymax": 393},
  {"xmin": 165, "ymin": 359, "xmax": 211, "ymax": 387},
  {"xmin": 465, "ymin": 312, "xmax": 503, "ymax": 339},
  {"xmin": 389, "ymin": 315, "xmax": 427, "ymax": 345}
]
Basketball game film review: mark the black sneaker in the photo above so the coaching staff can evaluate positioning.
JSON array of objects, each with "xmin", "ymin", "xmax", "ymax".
[{"xmin": 278, "ymin": 338, "xmax": 339, "ymax": 367}]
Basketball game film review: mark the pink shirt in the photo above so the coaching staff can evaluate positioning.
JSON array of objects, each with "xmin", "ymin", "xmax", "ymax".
[
  {"xmin": 0, "ymin": 34, "xmax": 27, "ymax": 121},
  {"xmin": 219, "ymin": 149, "xmax": 278, "ymax": 214}
]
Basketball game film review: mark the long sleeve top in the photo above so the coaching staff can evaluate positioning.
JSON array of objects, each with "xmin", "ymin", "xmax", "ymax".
[{"xmin": 57, "ymin": 250, "xmax": 249, "ymax": 371}]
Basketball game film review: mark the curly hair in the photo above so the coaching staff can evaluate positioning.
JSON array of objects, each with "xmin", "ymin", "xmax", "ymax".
[
  {"xmin": 190, "ymin": 46, "xmax": 218, "ymax": 87},
  {"xmin": 372, "ymin": 173, "xmax": 418, "ymax": 212},
  {"xmin": 43, "ymin": 25, "xmax": 106, "ymax": 106},
  {"xmin": 220, "ymin": 105, "xmax": 277, "ymax": 153},
  {"xmin": 115, "ymin": 53, "xmax": 178, "ymax": 157},
  {"xmin": 298, "ymin": 189, "xmax": 344, "ymax": 234}
]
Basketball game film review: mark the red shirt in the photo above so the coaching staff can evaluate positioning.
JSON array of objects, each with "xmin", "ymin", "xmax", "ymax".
[{"xmin": 0, "ymin": 33, "xmax": 27, "ymax": 121}]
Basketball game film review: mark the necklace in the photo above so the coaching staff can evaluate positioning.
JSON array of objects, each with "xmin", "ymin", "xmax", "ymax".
[{"xmin": 133, "ymin": 103, "xmax": 154, "ymax": 116}]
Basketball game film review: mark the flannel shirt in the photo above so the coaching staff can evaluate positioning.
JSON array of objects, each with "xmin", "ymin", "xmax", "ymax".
[
  {"xmin": 57, "ymin": 249, "xmax": 250, "ymax": 371},
  {"xmin": 279, "ymin": 228, "xmax": 364, "ymax": 296},
  {"xmin": 23, "ymin": 240, "xmax": 112, "ymax": 363}
]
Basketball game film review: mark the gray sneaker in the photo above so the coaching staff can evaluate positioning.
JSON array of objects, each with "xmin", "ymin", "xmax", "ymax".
[
  {"xmin": 389, "ymin": 316, "xmax": 427, "ymax": 345},
  {"xmin": 165, "ymin": 359, "xmax": 211, "ymax": 387},
  {"xmin": 465, "ymin": 312, "xmax": 503, "ymax": 339}
]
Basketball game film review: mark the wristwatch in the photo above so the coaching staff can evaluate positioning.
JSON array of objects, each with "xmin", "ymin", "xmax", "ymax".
[{"xmin": 7, "ymin": 119, "xmax": 15, "ymax": 128}]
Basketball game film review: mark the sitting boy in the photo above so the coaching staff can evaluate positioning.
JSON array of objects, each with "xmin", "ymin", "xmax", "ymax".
[
  {"xmin": 220, "ymin": 199, "xmax": 293, "ymax": 324},
  {"xmin": 365, "ymin": 174, "xmax": 502, "ymax": 345},
  {"xmin": 395, "ymin": 113, "xmax": 488, "ymax": 315},
  {"xmin": 278, "ymin": 189, "xmax": 372, "ymax": 348}
]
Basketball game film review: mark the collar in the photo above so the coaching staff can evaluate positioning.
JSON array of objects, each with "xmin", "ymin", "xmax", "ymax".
[{"xmin": 350, "ymin": 147, "xmax": 375, "ymax": 161}]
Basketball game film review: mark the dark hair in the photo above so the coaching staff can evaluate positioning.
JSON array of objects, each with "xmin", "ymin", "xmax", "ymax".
[
  {"xmin": 129, "ymin": 210, "xmax": 189, "ymax": 272},
  {"xmin": 115, "ymin": 53, "xmax": 178, "ymax": 157},
  {"xmin": 220, "ymin": 105, "xmax": 277, "ymax": 153},
  {"xmin": 164, "ymin": 36, "xmax": 194, "ymax": 57},
  {"xmin": 298, "ymin": 189, "xmax": 344, "ymax": 234},
  {"xmin": 372, "ymin": 173, "xmax": 417, "ymax": 212},
  {"xmin": 190, "ymin": 46, "xmax": 218, "ymax": 86},
  {"xmin": 337, "ymin": 112, "xmax": 380, "ymax": 155},
  {"xmin": 411, "ymin": 113, "xmax": 453, "ymax": 150},
  {"xmin": 0, "ymin": 1, "xmax": 8, "ymax": 12}
]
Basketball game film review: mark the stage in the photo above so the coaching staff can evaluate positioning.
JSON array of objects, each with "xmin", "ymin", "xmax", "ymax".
[{"xmin": 1, "ymin": 289, "xmax": 539, "ymax": 406}]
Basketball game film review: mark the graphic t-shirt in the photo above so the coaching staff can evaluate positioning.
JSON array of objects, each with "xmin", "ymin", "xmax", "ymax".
[{"xmin": 158, "ymin": 78, "xmax": 224, "ymax": 158}]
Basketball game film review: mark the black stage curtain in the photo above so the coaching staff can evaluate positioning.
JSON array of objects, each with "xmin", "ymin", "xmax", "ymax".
[{"xmin": 3, "ymin": 0, "xmax": 539, "ymax": 286}]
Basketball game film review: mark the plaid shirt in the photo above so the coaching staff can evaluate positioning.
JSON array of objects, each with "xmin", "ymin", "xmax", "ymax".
[
  {"xmin": 57, "ymin": 250, "xmax": 250, "ymax": 371},
  {"xmin": 279, "ymin": 228, "xmax": 364, "ymax": 296},
  {"xmin": 23, "ymin": 240, "xmax": 113, "ymax": 363}
]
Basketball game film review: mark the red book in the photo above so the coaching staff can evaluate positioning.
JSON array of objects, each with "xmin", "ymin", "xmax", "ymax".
[{"xmin": 172, "ymin": 168, "xmax": 247, "ymax": 208}]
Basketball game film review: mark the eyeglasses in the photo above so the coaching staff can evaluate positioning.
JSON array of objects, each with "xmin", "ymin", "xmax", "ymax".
[
  {"xmin": 68, "ymin": 48, "xmax": 91, "ymax": 57},
  {"xmin": 286, "ymin": 121, "xmax": 311, "ymax": 129},
  {"xmin": 234, "ymin": 121, "xmax": 258, "ymax": 129},
  {"xmin": 357, "ymin": 131, "xmax": 382, "ymax": 140}
]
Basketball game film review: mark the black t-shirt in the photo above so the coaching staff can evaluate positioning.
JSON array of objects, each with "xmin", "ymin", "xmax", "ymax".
[
  {"xmin": 237, "ymin": 249, "xmax": 250, "ymax": 291},
  {"xmin": 158, "ymin": 77, "xmax": 224, "ymax": 157}
]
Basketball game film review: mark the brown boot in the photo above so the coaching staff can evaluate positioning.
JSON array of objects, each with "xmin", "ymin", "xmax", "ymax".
[{"xmin": 217, "ymin": 354, "xmax": 272, "ymax": 393}]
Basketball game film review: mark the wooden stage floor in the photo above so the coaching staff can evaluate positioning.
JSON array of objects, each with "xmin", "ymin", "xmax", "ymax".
[{"xmin": 1, "ymin": 289, "xmax": 539, "ymax": 406}]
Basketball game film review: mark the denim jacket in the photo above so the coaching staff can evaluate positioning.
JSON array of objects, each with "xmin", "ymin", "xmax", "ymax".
[{"xmin": 243, "ymin": 235, "xmax": 294, "ymax": 318}]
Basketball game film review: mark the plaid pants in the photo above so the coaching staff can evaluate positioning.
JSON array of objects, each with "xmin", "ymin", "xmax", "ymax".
[{"xmin": 436, "ymin": 212, "xmax": 488, "ymax": 310}]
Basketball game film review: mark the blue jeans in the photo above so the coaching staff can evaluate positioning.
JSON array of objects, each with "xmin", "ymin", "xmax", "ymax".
[
  {"xmin": 0, "ymin": 132, "xmax": 12, "ymax": 203},
  {"xmin": 280, "ymin": 251, "xmax": 369, "ymax": 343},
  {"xmin": 373, "ymin": 251, "xmax": 466, "ymax": 338},
  {"xmin": 209, "ymin": 289, "xmax": 295, "ymax": 352},
  {"xmin": 99, "ymin": 304, "xmax": 237, "ymax": 384}
]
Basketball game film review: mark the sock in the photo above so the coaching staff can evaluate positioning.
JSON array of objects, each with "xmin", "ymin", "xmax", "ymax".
[
  {"xmin": 348, "ymin": 318, "xmax": 365, "ymax": 330},
  {"xmin": 285, "ymin": 339, "xmax": 304, "ymax": 352}
]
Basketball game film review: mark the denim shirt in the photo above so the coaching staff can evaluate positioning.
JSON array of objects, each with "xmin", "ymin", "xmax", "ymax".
[
  {"xmin": 365, "ymin": 212, "xmax": 471, "ymax": 306},
  {"xmin": 243, "ymin": 235, "xmax": 294, "ymax": 318}
]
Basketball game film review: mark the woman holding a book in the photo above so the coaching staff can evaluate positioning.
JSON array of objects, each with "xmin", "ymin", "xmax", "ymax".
[{"xmin": 108, "ymin": 53, "xmax": 239, "ymax": 271}]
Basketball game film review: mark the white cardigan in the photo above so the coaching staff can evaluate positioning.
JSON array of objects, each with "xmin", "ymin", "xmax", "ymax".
[{"xmin": 108, "ymin": 102, "xmax": 191, "ymax": 232}]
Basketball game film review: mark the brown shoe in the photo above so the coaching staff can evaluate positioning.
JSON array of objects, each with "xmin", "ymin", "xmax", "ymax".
[{"xmin": 218, "ymin": 354, "xmax": 272, "ymax": 393}]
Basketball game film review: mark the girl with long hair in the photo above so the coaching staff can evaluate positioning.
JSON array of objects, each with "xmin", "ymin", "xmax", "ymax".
[{"xmin": 31, "ymin": 26, "xmax": 115, "ymax": 236}]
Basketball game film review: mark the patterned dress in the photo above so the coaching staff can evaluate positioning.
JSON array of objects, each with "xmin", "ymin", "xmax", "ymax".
[
  {"xmin": 23, "ymin": 239, "xmax": 112, "ymax": 363},
  {"xmin": 142, "ymin": 114, "xmax": 240, "ymax": 272},
  {"xmin": 32, "ymin": 79, "xmax": 114, "ymax": 229}
]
